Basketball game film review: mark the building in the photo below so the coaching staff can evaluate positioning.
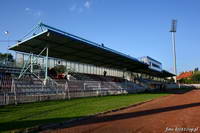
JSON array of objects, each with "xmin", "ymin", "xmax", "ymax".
[
  {"xmin": 139, "ymin": 56, "xmax": 162, "ymax": 72},
  {"xmin": 0, "ymin": 23, "xmax": 175, "ymax": 105}
]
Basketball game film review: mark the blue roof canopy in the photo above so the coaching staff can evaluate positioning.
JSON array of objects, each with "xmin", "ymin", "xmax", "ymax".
[{"xmin": 9, "ymin": 23, "xmax": 174, "ymax": 77}]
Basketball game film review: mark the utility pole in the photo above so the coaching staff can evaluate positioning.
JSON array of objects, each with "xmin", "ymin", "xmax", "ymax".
[{"xmin": 170, "ymin": 20, "xmax": 177, "ymax": 83}]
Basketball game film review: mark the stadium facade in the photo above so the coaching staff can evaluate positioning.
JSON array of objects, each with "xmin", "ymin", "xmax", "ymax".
[
  {"xmin": 14, "ymin": 52, "xmax": 167, "ymax": 82},
  {"xmin": 0, "ymin": 23, "xmax": 175, "ymax": 105},
  {"xmin": 11, "ymin": 23, "xmax": 174, "ymax": 81}
]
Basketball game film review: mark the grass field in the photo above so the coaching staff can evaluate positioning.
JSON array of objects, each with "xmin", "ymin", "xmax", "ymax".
[{"xmin": 0, "ymin": 93, "xmax": 168, "ymax": 132}]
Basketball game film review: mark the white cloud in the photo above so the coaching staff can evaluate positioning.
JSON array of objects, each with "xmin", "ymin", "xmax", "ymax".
[
  {"xmin": 84, "ymin": 1, "xmax": 91, "ymax": 9},
  {"xmin": 25, "ymin": 7, "xmax": 30, "ymax": 11},
  {"xmin": 24, "ymin": 7, "xmax": 42, "ymax": 17},
  {"xmin": 69, "ymin": 1, "xmax": 91, "ymax": 13}
]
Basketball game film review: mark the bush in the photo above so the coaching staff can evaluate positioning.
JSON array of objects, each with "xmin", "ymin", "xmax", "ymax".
[
  {"xmin": 191, "ymin": 71, "xmax": 200, "ymax": 83},
  {"xmin": 53, "ymin": 65, "xmax": 67, "ymax": 74}
]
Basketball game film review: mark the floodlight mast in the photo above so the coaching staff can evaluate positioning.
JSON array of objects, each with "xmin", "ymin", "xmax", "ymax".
[{"xmin": 170, "ymin": 19, "xmax": 177, "ymax": 83}]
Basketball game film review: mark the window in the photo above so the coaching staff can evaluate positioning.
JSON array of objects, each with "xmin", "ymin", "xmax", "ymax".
[{"xmin": 152, "ymin": 63, "xmax": 160, "ymax": 69}]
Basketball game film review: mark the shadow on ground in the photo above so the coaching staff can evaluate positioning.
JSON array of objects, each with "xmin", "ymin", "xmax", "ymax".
[
  {"xmin": 142, "ymin": 88, "xmax": 194, "ymax": 94},
  {"xmin": 60, "ymin": 102, "xmax": 200, "ymax": 129},
  {"xmin": 0, "ymin": 118, "xmax": 77, "ymax": 132}
]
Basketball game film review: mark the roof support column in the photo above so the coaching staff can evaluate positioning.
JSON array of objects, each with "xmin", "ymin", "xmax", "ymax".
[
  {"xmin": 123, "ymin": 68, "xmax": 128, "ymax": 90},
  {"xmin": 44, "ymin": 47, "xmax": 48, "ymax": 85},
  {"xmin": 30, "ymin": 53, "xmax": 33, "ymax": 73}
]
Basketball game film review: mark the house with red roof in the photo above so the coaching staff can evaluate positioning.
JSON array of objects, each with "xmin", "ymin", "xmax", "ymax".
[{"xmin": 176, "ymin": 71, "xmax": 193, "ymax": 80}]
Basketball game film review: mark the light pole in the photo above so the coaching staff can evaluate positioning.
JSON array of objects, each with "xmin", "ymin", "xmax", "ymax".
[
  {"xmin": 170, "ymin": 20, "xmax": 177, "ymax": 83},
  {"xmin": 4, "ymin": 31, "xmax": 10, "ymax": 65}
]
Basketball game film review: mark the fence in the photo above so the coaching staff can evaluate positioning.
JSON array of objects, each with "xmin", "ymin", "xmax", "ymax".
[{"xmin": 0, "ymin": 78, "xmax": 146, "ymax": 105}]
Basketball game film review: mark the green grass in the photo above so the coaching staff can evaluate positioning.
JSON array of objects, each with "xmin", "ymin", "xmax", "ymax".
[{"xmin": 0, "ymin": 93, "xmax": 168, "ymax": 132}]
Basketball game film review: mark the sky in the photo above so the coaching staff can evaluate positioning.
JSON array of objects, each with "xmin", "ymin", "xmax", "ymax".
[{"xmin": 0, "ymin": 0, "xmax": 200, "ymax": 74}]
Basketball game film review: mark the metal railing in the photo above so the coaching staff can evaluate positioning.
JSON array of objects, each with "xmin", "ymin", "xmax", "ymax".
[{"xmin": 0, "ymin": 76, "xmax": 148, "ymax": 105}]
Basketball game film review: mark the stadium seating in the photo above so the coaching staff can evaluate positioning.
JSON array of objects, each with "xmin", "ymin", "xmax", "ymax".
[
  {"xmin": 135, "ymin": 77, "xmax": 166, "ymax": 90},
  {"xmin": 0, "ymin": 65, "xmax": 166, "ymax": 105},
  {"xmin": 68, "ymin": 72, "xmax": 125, "ymax": 82},
  {"xmin": 0, "ymin": 70, "xmax": 12, "ymax": 93}
]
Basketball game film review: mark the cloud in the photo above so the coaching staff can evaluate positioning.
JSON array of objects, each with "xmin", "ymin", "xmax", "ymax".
[
  {"xmin": 25, "ymin": 7, "xmax": 30, "ymax": 11},
  {"xmin": 24, "ymin": 8, "xmax": 42, "ymax": 17},
  {"xmin": 84, "ymin": 1, "xmax": 91, "ymax": 9},
  {"xmin": 69, "ymin": 1, "xmax": 91, "ymax": 13}
]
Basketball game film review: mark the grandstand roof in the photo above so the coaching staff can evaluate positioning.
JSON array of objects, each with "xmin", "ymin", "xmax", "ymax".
[
  {"xmin": 9, "ymin": 23, "xmax": 174, "ymax": 77},
  {"xmin": 136, "ymin": 68, "xmax": 174, "ymax": 77}
]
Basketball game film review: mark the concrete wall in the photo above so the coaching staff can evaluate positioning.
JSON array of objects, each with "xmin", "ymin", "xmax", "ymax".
[{"xmin": 181, "ymin": 84, "xmax": 200, "ymax": 88}]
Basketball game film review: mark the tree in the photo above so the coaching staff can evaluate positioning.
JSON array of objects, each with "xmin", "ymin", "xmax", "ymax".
[
  {"xmin": 0, "ymin": 53, "xmax": 14, "ymax": 62},
  {"xmin": 194, "ymin": 67, "xmax": 199, "ymax": 72},
  {"xmin": 191, "ymin": 71, "xmax": 200, "ymax": 83},
  {"xmin": 53, "ymin": 65, "xmax": 67, "ymax": 74},
  {"xmin": 49, "ymin": 65, "xmax": 75, "ymax": 78}
]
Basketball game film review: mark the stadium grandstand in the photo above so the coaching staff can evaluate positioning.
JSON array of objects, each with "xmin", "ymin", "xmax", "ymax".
[{"xmin": 0, "ymin": 22, "xmax": 175, "ymax": 105}]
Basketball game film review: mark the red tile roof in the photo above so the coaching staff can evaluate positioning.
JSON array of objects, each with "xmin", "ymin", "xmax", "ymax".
[{"xmin": 177, "ymin": 71, "xmax": 193, "ymax": 80}]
